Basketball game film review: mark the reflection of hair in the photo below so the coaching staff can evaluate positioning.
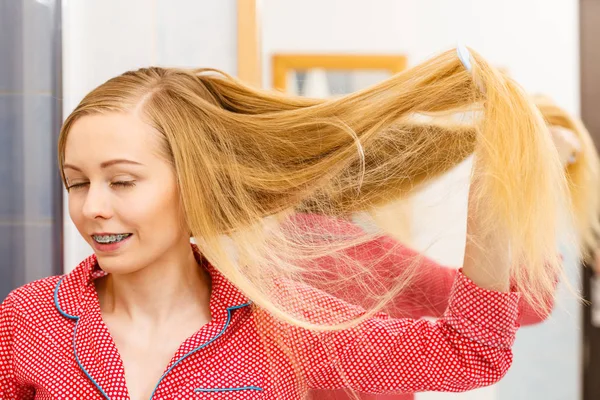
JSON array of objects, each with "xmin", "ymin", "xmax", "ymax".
[
  {"xmin": 58, "ymin": 47, "xmax": 571, "ymax": 333},
  {"xmin": 533, "ymin": 95, "xmax": 600, "ymax": 257}
]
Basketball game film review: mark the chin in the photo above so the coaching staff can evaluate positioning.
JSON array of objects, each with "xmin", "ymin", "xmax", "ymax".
[{"xmin": 93, "ymin": 252, "xmax": 145, "ymax": 276}]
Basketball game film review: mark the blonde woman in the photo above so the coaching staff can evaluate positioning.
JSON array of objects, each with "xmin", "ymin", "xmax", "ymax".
[{"xmin": 0, "ymin": 48, "xmax": 588, "ymax": 399}]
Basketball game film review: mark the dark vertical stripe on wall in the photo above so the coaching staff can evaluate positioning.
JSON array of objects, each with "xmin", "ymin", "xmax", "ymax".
[
  {"xmin": 52, "ymin": 0, "xmax": 64, "ymax": 278},
  {"xmin": 0, "ymin": 0, "xmax": 63, "ymax": 301},
  {"xmin": 580, "ymin": 1, "xmax": 600, "ymax": 399}
]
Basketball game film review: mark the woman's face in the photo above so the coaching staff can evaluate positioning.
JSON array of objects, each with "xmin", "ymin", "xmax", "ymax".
[{"xmin": 63, "ymin": 112, "xmax": 190, "ymax": 274}]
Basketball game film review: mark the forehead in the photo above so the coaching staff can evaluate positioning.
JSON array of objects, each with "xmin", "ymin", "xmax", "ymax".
[{"xmin": 64, "ymin": 112, "xmax": 161, "ymax": 165}]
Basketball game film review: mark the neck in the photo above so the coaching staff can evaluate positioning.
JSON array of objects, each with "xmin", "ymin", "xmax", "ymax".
[{"xmin": 96, "ymin": 241, "xmax": 212, "ymax": 324}]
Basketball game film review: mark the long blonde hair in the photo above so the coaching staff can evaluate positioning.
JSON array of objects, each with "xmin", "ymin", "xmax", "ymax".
[{"xmin": 58, "ymin": 47, "xmax": 576, "ymax": 334}]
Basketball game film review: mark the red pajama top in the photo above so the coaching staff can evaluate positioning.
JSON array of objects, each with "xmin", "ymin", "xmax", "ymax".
[{"xmin": 0, "ymin": 228, "xmax": 522, "ymax": 399}]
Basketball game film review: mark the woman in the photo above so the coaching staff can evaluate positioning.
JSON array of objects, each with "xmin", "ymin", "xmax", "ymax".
[{"xmin": 0, "ymin": 48, "xmax": 581, "ymax": 399}]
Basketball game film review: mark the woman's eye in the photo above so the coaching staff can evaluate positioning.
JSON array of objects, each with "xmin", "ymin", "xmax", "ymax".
[
  {"xmin": 110, "ymin": 181, "xmax": 136, "ymax": 188},
  {"xmin": 67, "ymin": 182, "xmax": 88, "ymax": 191},
  {"xmin": 67, "ymin": 181, "xmax": 136, "ymax": 191}
]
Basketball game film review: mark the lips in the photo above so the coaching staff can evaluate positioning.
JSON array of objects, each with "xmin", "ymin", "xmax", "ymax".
[{"xmin": 90, "ymin": 233, "xmax": 133, "ymax": 253}]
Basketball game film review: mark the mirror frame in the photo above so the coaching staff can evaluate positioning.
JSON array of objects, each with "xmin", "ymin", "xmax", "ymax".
[{"xmin": 271, "ymin": 54, "xmax": 408, "ymax": 92}]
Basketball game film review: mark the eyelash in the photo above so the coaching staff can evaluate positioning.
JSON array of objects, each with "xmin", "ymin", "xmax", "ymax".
[{"xmin": 67, "ymin": 181, "xmax": 136, "ymax": 191}]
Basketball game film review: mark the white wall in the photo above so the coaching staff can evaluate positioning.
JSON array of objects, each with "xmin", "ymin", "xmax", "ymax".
[
  {"xmin": 61, "ymin": 0, "xmax": 237, "ymax": 272},
  {"xmin": 261, "ymin": 1, "xmax": 580, "ymax": 399}
]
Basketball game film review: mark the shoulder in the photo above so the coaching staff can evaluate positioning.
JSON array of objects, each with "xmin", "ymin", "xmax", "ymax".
[
  {"xmin": 1, "ymin": 275, "xmax": 63, "ymax": 320},
  {"xmin": 1, "ymin": 254, "xmax": 97, "ymax": 323}
]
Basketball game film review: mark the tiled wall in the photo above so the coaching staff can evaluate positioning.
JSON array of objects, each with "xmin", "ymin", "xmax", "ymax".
[{"xmin": 0, "ymin": 0, "xmax": 62, "ymax": 300}]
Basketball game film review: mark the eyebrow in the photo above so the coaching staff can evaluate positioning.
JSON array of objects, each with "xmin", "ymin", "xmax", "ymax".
[{"xmin": 63, "ymin": 159, "xmax": 144, "ymax": 172}]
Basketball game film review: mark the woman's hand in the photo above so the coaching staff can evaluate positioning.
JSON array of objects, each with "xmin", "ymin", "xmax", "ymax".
[
  {"xmin": 462, "ymin": 125, "xmax": 580, "ymax": 292},
  {"xmin": 550, "ymin": 126, "xmax": 581, "ymax": 166},
  {"xmin": 462, "ymin": 171, "xmax": 511, "ymax": 292}
]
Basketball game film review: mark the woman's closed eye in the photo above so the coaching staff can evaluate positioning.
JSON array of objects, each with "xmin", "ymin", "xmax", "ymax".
[
  {"xmin": 66, "ymin": 182, "xmax": 88, "ymax": 191},
  {"xmin": 110, "ymin": 181, "xmax": 136, "ymax": 189},
  {"xmin": 67, "ymin": 181, "xmax": 136, "ymax": 191}
]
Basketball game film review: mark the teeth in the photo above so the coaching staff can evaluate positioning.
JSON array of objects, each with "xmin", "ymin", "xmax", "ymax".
[{"xmin": 93, "ymin": 233, "xmax": 130, "ymax": 244}]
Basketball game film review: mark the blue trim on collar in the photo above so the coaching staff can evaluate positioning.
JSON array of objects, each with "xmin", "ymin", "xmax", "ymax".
[
  {"xmin": 54, "ymin": 277, "xmax": 110, "ymax": 399},
  {"xmin": 149, "ymin": 302, "xmax": 252, "ymax": 399},
  {"xmin": 73, "ymin": 317, "xmax": 111, "ymax": 400},
  {"xmin": 53, "ymin": 276, "xmax": 77, "ymax": 320},
  {"xmin": 195, "ymin": 386, "xmax": 263, "ymax": 393}
]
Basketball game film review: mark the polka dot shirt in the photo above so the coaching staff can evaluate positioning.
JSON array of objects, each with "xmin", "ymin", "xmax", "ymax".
[{"xmin": 0, "ymin": 243, "xmax": 521, "ymax": 399}]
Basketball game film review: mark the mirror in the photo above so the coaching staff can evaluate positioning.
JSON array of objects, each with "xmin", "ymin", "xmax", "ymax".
[{"xmin": 272, "ymin": 54, "xmax": 407, "ymax": 95}]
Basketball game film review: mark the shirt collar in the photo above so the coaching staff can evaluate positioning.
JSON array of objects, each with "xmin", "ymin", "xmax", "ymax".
[{"xmin": 54, "ymin": 243, "xmax": 250, "ymax": 320}]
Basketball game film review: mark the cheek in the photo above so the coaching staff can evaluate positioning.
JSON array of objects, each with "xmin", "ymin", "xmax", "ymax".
[
  {"xmin": 127, "ymin": 187, "xmax": 184, "ymax": 233},
  {"xmin": 67, "ymin": 195, "xmax": 84, "ymax": 226}
]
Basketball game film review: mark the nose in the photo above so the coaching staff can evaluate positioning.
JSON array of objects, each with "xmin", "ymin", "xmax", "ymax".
[{"xmin": 81, "ymin": 183, "xmax": 114, "ymax": 220}]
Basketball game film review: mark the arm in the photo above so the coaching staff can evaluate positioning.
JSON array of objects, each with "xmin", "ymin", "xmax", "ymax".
[
  {"xmin": 297, "ymin": 213, "xmax": 553, "ymax": 325},
  {"xmin": 0, "ymin": 295, "xmax": 19, "ymax": 400},
  {"xmin": 285, "ymin": 271, "xmax": 520, "ymax": 394},
  {"xmin": 349, "ymin": 236, "xmax": 555, "ymax": 325},
  {"xmin": 0, "ymin": 293, "xmax": 36, "ymax": 400}
]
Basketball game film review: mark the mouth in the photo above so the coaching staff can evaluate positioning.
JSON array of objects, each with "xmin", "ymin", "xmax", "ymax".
[{"xmin": 91, "ymin": 233, "xmax": 133, "ymax": 245}]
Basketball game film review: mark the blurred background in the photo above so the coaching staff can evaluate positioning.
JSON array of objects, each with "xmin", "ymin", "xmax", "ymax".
[{"xmin": 1, "ymin": 0, "xmax": 599, "ymax": 399}]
